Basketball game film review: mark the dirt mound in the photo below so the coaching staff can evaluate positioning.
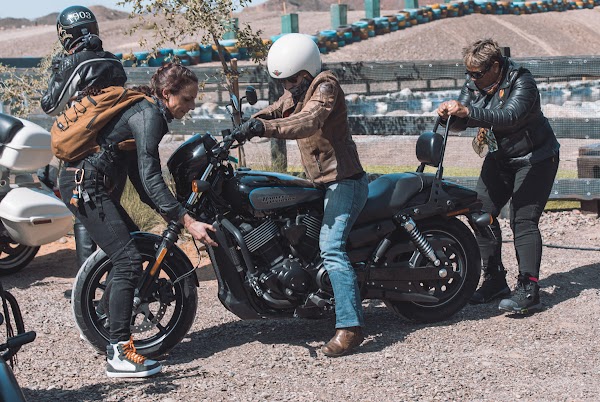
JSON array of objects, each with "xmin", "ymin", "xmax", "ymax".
[{"xmin": 0, "ymin": 6, "xmax": 599, "ymax": 60}]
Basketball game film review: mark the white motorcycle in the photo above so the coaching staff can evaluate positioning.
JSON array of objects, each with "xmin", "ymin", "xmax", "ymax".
[{"xmin": 0, "ymin": 113, "xmax": 72, "ymax": 275}]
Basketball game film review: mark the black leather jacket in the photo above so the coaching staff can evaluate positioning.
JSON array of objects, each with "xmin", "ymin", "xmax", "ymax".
[
  {"xmin": 41, "ymin": 49, "xmax": 127, "ymax": 116},
  {"xmin": 449, "ymin": 57, "xmax": 559, "ymax": 164},
  {"xmin": 84, "ymin": 99, "xmax": 186, "ymax": 222}
]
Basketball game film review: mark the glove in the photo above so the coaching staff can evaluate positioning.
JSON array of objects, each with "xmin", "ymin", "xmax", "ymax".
[{"xmin": 234, "ymin": 118, "xmax": 264, "ymax": 142}]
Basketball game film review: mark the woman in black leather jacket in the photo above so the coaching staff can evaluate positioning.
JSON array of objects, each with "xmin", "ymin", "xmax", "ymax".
[
  {"xmin": 59, "ymin": 63, "xmax": 217, "ymax": 378},
  {"xmin": 437, "ymin": 38, "xmax": 560, "ymax": 315},
  {"xmin": 41, "ymin": 5, "xmax": 129, "ymax": 271}
]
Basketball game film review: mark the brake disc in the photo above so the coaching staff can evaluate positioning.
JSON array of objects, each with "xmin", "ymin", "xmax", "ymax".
[{"xmin": 131, "ymin": 301, "xmax": 168, "ymax": 333}]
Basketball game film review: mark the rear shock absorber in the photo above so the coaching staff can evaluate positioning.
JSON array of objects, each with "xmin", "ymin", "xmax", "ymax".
[{"xmin": 398, "ymin": 215, "xmax": 441, "ymax": 267}]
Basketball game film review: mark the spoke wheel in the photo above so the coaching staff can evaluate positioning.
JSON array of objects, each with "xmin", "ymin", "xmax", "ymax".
[
  {"xmin": 72, "ymin": 239, "xmax": 197, "ymax": 358},
  {"xmin": 384, "ymin": 217, "xmax": 481, "ymax": 323}
]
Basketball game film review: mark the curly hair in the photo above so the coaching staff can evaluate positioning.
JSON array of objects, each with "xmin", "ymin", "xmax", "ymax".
[
  {"xmin": 130, "ymin": 62, "xmax": 198, "ymax": 99},
  {"xmin": 462, "ymin": 38, "xmax": 504, "ymax": 69}
]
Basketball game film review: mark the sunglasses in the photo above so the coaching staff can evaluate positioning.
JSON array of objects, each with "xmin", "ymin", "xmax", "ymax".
[{"xmin": 466, "ymin": 64, "xmax": 492, "ymax": 80}]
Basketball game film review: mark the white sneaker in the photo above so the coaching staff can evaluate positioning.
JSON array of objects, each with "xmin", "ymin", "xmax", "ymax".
[{"xmin": 106, "ymin": 337, "xmax": 162, "ymax": 378}]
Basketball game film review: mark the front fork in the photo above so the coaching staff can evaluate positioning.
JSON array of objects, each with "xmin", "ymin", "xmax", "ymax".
[{"xmin": 133, "ymin": 221, "xmax": 183, "ymax": 308}]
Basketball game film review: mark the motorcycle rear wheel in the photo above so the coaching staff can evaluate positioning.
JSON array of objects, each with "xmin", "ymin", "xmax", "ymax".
[
  {"xmin": 0, "ymin": 241, "xmax": 39, "ymax": 276},
  {"xmin": 71, "ymin": 237, "xmax": 198, "ymax": 359},
  {"xmin": 384, "ymin": 217, "xmax": 481, "ymax": 323}
]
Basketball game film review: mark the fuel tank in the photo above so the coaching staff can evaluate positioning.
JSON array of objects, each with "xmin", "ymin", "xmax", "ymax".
[{"xmin": 221, "ymin": 170, "xmax": 324, "ymax": 215}]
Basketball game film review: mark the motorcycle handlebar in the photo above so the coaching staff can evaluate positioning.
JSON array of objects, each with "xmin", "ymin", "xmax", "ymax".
[
  {"xmin": 210, "ymin": 131, "xmax": 241, "ymax": 160},
  {"xmin": 0, "ymin": 331, "xmax": 36, "ymax": 351}
]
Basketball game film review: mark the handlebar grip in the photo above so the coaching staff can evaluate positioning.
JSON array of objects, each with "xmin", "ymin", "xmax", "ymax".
[{"xmin": 6, "ymin": 331, "xmax": 36, "ymax": 349}]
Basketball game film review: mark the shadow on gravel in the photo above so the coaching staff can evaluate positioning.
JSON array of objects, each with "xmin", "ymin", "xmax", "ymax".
[
  {"xmin": 165, "ymin": 302, "xmax": 474, "ymax": 366},
  {"xmin": 2, "ymin": 249, "xmax": 78, "ymax": 289},
  {"xmin": 458, "ymin": 261, "xmax": 600, "ymax": 320},
  {"xmin": 21, "ymin": 370, "xmax": 197, "ymax": 402},
  {"xmin": 538, "ymin": 261, "xmax": 600, "ymax": 309},
  {"xmin": 23, "ymin": 384, "xmax": 117, "ymax": 402}
]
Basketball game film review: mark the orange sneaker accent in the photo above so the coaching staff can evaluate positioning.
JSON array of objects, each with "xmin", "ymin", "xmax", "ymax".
[{"xmin": 121, "ymin": 337, "xmax": 146, "ymax": 364}]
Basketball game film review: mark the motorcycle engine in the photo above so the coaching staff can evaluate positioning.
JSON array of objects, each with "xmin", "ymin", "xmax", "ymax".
[{"xmin": 238, "ymin": 212, "xmax": 322, "ymax": 299}]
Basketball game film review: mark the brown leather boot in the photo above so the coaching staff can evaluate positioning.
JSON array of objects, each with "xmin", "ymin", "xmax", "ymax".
[{"xmin": 321, "ymin": 326, "xmax": 364, "ymax": 357}]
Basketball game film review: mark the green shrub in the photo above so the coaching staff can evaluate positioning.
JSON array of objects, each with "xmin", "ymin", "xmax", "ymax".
[{"xmin": 120, "ymin": 180, "xmax": 163, "ymax": 231}]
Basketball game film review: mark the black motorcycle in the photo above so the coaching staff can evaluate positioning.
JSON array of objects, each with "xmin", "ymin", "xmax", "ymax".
[
  {"xmin": 0, "ymin": 281, "xmax": 36, "ymax": 402},
  {"xmin": 72, "ymin": 87, "xmax": 490, "ymax": 358}
]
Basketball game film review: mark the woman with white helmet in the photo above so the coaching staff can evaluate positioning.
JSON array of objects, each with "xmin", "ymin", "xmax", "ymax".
[{"xmin": 235, "ymin": 33, "xmax": 368, "ymax": 357}]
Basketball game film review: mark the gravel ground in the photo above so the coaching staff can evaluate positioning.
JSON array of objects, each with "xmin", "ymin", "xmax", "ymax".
[
  {"xmin": 2, "ymin": 210, "xmax": 600, "ymax": 401},
  {"xmin": 3, "ymin": 6, "xmax": 600, "ymax": 402}
]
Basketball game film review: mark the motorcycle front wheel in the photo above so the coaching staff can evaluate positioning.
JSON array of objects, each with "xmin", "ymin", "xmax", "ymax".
[
  {"xmin": 0, "ymin": 241, "xmax": 39, "ymax": 276},
  {"xmin": 71, "ymin": 236, "xmax": 198, "ymax": 358},
  {"xmin": 384, "ymin": 217, "xmax": 481, "ymax": 323}
]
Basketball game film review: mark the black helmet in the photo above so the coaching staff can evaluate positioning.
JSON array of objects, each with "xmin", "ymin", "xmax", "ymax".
[{"xmin": 56, "ymin": 6, "xmax": 99, "ymax": 52}]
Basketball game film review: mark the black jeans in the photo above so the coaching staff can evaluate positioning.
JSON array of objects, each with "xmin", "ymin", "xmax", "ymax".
[
  {"xmin": 475, "ymin": 153, "xmax": 559, "ymax": 278},
  {"xmin": 73, "ymin": 174, "xmax": 126, "ymax": 268},
  {"xmin": 60, "ymin": 161, "xmax": 140, "ymax": 343}
]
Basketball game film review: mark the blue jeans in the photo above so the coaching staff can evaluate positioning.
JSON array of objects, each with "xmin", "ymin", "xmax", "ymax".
[{"xmin": 320, "ymin": 174, "xmax": 369, "ymax": 328}]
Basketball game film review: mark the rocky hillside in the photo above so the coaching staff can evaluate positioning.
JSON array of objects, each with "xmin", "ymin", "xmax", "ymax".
[
  {"xmin": 0, "ymin": 5, "xmax": 129, "ymax": 29},
  {"xmin": 0, "ymin": 4, "xmax": 599, "ymax": 61}
]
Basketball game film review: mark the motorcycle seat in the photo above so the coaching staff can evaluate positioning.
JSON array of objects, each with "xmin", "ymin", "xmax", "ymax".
[
  {"xmin": 356, "ymin": 172, "xmax": 434, "ymax": 225},
  {"xmin": 0, "ymin": 113, "xmax": 24, "ymax": 146}
]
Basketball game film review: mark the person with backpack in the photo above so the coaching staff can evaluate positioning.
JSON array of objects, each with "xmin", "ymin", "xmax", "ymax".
[
  {"xmin": 234, "ymin": 33, "xmax": 368, "ymax": 357},
  {"xmin": 41, "ymin": 5, "xmax": 128, "ymax": 272},
  {"xmin": 437, "ymin": 38, "xmax": 560, "ymax": 315},
  {"xmin": 57, "ymin": 63, "xmax": 217, "ymax": 378}
]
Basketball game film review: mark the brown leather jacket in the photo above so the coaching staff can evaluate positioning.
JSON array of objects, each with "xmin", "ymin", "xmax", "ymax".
[{"xmin": 253, "ymin": 70, "xmax": 364, "ymax": 184}]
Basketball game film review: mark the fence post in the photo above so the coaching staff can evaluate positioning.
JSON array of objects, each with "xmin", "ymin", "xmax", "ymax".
[
  {"xmin": 222, "ymin": 18, "xmax": 238, "ymax": 40},
  {"xmin": 331, "ymin": 4, "xmax": 348, "ymax": 28},
  {"xmin": 268, "ymin": 80, "xmax": 287, "ymax": 171},
  {"xmin": 365, "ymin": 0, "xmax": 380, "ymax": 18},
  {"xmin": 281, "ymin": 13, "xmax": 299, "ymax": 34}
]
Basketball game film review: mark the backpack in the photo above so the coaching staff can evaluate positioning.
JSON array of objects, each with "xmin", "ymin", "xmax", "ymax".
[{"xmin": 50, "ymin": 86, "xmax": 153, "ymax": 162}]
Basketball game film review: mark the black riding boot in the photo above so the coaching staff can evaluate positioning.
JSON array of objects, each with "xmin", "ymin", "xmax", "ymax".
[
  {"xmin": 498, "ymin": 273, "xmax": 541, "ymax": 314},
  {"xmin": 470, "ymin": 264, "xmax": 510, "ymax": 304}
]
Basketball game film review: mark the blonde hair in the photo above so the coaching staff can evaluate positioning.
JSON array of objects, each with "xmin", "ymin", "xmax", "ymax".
[{"xmin": 462, "ymin": 38, "xmax": 503, "ymax": 69}]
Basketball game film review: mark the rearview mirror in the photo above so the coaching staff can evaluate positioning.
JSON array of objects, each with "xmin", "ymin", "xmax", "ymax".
[{"xmin": 245, "ymin": 86, "xmax": 258, "ymax": 105}]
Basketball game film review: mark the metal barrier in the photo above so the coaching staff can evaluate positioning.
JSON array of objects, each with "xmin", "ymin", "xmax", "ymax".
[{"xmin": 4, "ymin": 57, "xmax": 600, "ymax": 208}]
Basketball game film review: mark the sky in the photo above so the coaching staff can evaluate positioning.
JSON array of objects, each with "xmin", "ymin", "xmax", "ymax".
[{"xmin": 1, "ymin": 0, "xmax": 268, "ymax": 19}]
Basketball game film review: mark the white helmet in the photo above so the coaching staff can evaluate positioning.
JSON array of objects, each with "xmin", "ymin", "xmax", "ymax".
[{"xmin": 267, "ymin": 33, "xmax": 321, "ymax": 80}]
